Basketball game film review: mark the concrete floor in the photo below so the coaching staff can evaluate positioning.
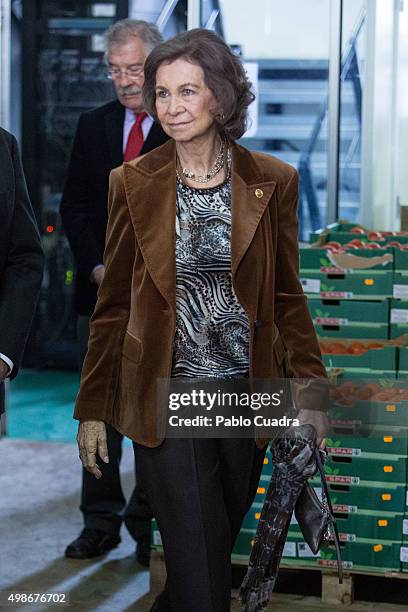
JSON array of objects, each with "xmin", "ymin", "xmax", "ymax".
[
  {"xmin": 1, "ymin": 438, "xmax": 407, "ymax": 612},
  {"xmin": 0, "ymin": 438, "xmax": 150, "ymax": 612}
]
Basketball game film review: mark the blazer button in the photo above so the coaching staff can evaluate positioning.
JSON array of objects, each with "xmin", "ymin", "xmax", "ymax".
[
  {"xmin": 255, "ymin": 189, "xmax": 263, "ymax": 198},
  {"xmin": 254, "ymin": 320, "xmax": 263, "ymax": 328}
]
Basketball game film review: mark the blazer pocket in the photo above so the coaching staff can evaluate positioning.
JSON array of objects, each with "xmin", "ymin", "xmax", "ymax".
[{"xmin": 122, "ymin": 331, "xmax": 143, "ymax": 364}]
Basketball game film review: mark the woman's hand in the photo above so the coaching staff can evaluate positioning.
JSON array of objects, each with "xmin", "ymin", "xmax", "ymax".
[
  {"xmin": 77, "ymin": 420, "xmax": 109, "ymax": 479},
  {"xmin": 296, "ymin": 409, "xmax": 329, "ymax": 449}
]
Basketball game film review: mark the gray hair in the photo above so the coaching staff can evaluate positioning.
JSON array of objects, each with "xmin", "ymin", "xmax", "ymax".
[{"xmin": 104, "ymin": 19, "xmax": 163, "ymax": 60}]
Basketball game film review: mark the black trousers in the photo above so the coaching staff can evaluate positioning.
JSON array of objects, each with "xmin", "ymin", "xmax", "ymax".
[
  {"xmin": 133, "ymin": 438, "xmax": 267, "ymax": 611},
  {"xmin": 78, "ymin": 315, "xmax": 152, "ymax": 541}
]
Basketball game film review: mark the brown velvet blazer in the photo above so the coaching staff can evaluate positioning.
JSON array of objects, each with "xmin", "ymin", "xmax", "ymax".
[{"xmin": 74, "ymin": 138, "xmax": 327, "ymax": 448}]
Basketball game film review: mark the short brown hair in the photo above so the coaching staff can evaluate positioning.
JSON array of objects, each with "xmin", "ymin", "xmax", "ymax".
[{"xmin": 143, "ymin": 29, "xmax": 255, "ymax": 140}]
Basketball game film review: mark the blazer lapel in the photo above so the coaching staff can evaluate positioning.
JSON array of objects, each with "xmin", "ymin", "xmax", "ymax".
[
  {"xmin": 122, "ymin": 139, "xmax": 277, "ymax": 311},
  {"xmin": 230, "ymin": 141, "xmax": 277, "ymax": 274},
  {"xmin": 104, "ymin": 102, "xmax": 125, "ymax": 168},
  {"xmin": 123, "ymin": 139, "xmax": 177, "ymax": 311}
]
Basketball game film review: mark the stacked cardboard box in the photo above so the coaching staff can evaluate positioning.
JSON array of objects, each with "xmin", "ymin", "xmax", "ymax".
[
  {"xmin": 300, "ymin": 222, "xmax": 408, "ymax": 378},
  {"xmin": 235, "ymin": 415, "xmax": 408, "ymax": 572},
  {"xmin": 150, "ymin": 220, "xmax": 408, "ymax": 574}
]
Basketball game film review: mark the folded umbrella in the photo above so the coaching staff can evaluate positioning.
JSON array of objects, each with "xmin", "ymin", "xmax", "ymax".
[{"xmin": 239, "ymin": 424, "xmax": 317, "ymax": 612}]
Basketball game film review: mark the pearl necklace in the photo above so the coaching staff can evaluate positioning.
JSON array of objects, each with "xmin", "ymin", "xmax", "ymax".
[{"xmin": 176, "ymin": 138, "xmax": 226, "ymax": 184}]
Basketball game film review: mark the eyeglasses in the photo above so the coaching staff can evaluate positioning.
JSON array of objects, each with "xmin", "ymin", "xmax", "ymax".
[{"xmin": 106, "ymin": 66, "xmax": 144, "ymax": 80}]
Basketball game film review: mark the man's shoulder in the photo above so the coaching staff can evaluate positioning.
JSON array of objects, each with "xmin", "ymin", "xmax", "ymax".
[
  {"xmin": 0, "ymin": 127, "xmax": 15, "ymax": 151},
  {"xmin": 79, "ymin": 100, "xmax": 123, "ymax": 125}
]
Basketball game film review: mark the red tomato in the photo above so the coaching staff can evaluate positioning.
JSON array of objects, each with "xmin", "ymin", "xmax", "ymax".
[
  {"xmin": 372, "ymin": 389, "xmax": 399, "ymax": 401},
  {"xmin": 334, "ymin": 398, "xmax": 355, "ymax": 406},
  {"xmin": 344, "ymin": 243, "xmax": 359, "ymax": 249},
  {"xmin": 348, "ymin": 239, "xmax": 366, "ymax": 247},
  {"xmin": 366, "ymin": 242, "xmax": 382, "ymax": 249},
  {"xmin": 347, "ymin": 343, "xmax": 366, "ymax": 355},
  {"xmin": 350, "ymin": 227, "xmax": 365, "ymax": 234},
  {"xmin": 365, "ymin": 383, "xmax": 381, "ymax": 395},
  {"xmin": 367, "ymin": 342, "xmax": 384, "ymax": 350},
  {"xmin": 355, "ymin": 387, "xmax": 372, "ymax": 400},
  {"xmin": 327, "ymin": 342, "xmax": 347, "ymax": 354},
  {"xmin": 367, "ymin": 231, "xmax": 384, "ymax": 241},
  {"xmin": 388, "ymin": 241, "xmax": 401, "ymax": 248}
]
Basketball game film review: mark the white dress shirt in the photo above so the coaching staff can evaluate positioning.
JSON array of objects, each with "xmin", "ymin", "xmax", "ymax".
[{"xmin": 0, "ymin": 353, "xmax": 13, "ymax": 377}]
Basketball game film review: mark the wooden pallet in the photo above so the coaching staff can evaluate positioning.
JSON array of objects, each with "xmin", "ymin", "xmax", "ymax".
[{"xmin": 138, "ymin": 550, "xmax": 408, "ymax": 611}]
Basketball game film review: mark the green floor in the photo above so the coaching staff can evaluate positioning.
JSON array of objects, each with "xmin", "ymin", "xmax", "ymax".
[{"xmin": 7, "ymin": 369, "xmax": 80, "ymax": 442}]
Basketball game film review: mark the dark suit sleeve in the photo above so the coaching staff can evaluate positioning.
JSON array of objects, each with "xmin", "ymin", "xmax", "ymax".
[
  {"xmin": 60, "ymin": 115, "xmax": 104, "ymax": 281},
  {"xmin": 0, "ymin": 136, "xmax": 44, "ymax": 378}
]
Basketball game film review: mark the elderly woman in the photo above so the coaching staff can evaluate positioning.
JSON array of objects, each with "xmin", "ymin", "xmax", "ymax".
[{"xmin": 75, "ymin": 28, "xmax": 328, "ymax": 611}]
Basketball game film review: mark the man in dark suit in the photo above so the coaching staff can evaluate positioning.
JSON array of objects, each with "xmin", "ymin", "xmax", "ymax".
[
  {"xmin": 0, "ymin": 128, "xmax": 44, "ymax": 418},
  {"xmin": 60, "ymin": 19, "xmax": 168, "ymax": 565}
]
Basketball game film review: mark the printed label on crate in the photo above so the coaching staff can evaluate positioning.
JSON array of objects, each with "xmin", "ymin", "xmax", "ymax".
[
  {"xmin": 403, "ymin": 519, "xmax": 408, "ymax": 535},
  {"xmin": 333, "ymin": 504, "xmax": 358, "ymax": 513},
  {"xmin": 315, "ymin": 317, "xmax": 349, "ymax": 326},
  {"xmin": 318, "ymin": 559, "xmax": 353, "ymax": 569},
  {"xmin": 300, "ymin": 278, "xmax": 321, "ymax": 293},
  {"xmin": 330, "ymin": 418, "xmax": 362, "ymax": 426},
  {"xmin": 327, "ymin": 446, "xmax": 361, "ymax": 457},
  {"xmin": 297, "ymin": 542, "xmax": 320, "ymax": 558},
  {"xmin": 325, "ymin": 475, "xmax": 360, "ymax": 485},
  {"xmin": 393, "ymin": 284, "xmax": 408, "ymax": 299},
  {"xmin": 153, "ymin": 531, "xmax": 162, "ymax": 546},
  {"xmin": 283, "ymin": 542, "xmax": 297, "ymax": 557},
  {"xmin": 390, "ymin": 308, "xmax": 408, "ymax": 324},
  {"xmin": 320, "ymin": 291, "xmax": 353, "ymax": 299},
  {"xmin": 320, "ymin": 266, "xmax": 345, "ymax": 274},
  {"xmin": 338, "ymin": 533, "xmax": 356, "ymax": 542},
  {"xmin": 400, "ymin": 547, "xmax": 408, "ymax": 562}
]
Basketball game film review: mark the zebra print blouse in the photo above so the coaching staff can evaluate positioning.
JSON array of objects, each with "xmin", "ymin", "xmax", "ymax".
[{"xmin": 171, "ymin": 171, "xmax": 250, "ymax": 379}]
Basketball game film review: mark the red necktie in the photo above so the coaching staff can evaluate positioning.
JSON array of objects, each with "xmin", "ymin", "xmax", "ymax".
[{"xmin": 124, "ymin": 112, "xmax": 148, "ymax": 161}]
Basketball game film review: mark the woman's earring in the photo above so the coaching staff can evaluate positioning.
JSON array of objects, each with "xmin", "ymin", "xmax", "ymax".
[{"xmin": 218, "ymin": 112, "xmax": 225, "ymax": 120}]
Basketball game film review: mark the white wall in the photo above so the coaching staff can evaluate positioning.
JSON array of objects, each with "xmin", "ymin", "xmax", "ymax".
[
  {"xmin": 397, "ymin": 3, "xmax": 408, "ymax": 208},
  {"xmin": 220, "ymin": 0, "xmax": 330, "ymax": 59},
  {"xmin": 367, "ymin": 0, "xmax": 398, "ymax": 230},
  {"xmin": 220, "ymin": 0, "xmax": 365, "ymax": 59}
]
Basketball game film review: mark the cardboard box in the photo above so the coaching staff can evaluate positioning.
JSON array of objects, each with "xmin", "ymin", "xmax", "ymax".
[
  {"xmin": 244, "ymin": 502, "xmax": 404, "ymax": 541},
  {"xmin": 261, "ymin": 450, "xmax": 408, "ymax": 483},
  {"xmin": 319, "ymin": 337, "xmax": 407, "ymax": 371},
  {"xmin": 233, "ymin": 529, "xmax": 402, "ymax": 571},
  {"xmin": 310, "ymin": 222, "xmax": 408, "ymax": 247},
  {"xmin": 288, "ymin": 509, "xmax": 405, "ymax": 542},
  {"xmin": 308, "ymin": 299, "xmax": 389, "ymax": 339},
  {"xmin": 390, "ymin": 299, "xmax": 408, "ymax": 339},
  {"xmin": 300, "ymin": 246, "xmax": 394, "ymax": 273},
  {"xmin": 325, "ymin": 424, "xmax": 408, "ymax": 455},
  {"xmin": 256, "ymin": 474, "xmax": 407, "ymax": 513},
  {"xmin": 329, "ymin": 398, "xmax": 408, "ymax": 427},
  {"xmin": 301, "ymin": 270, "xmax": 394, "ymax": 300},
  {"xmin": 326, "ymin": 368, "xmax": 398, "ymax": 381}
]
